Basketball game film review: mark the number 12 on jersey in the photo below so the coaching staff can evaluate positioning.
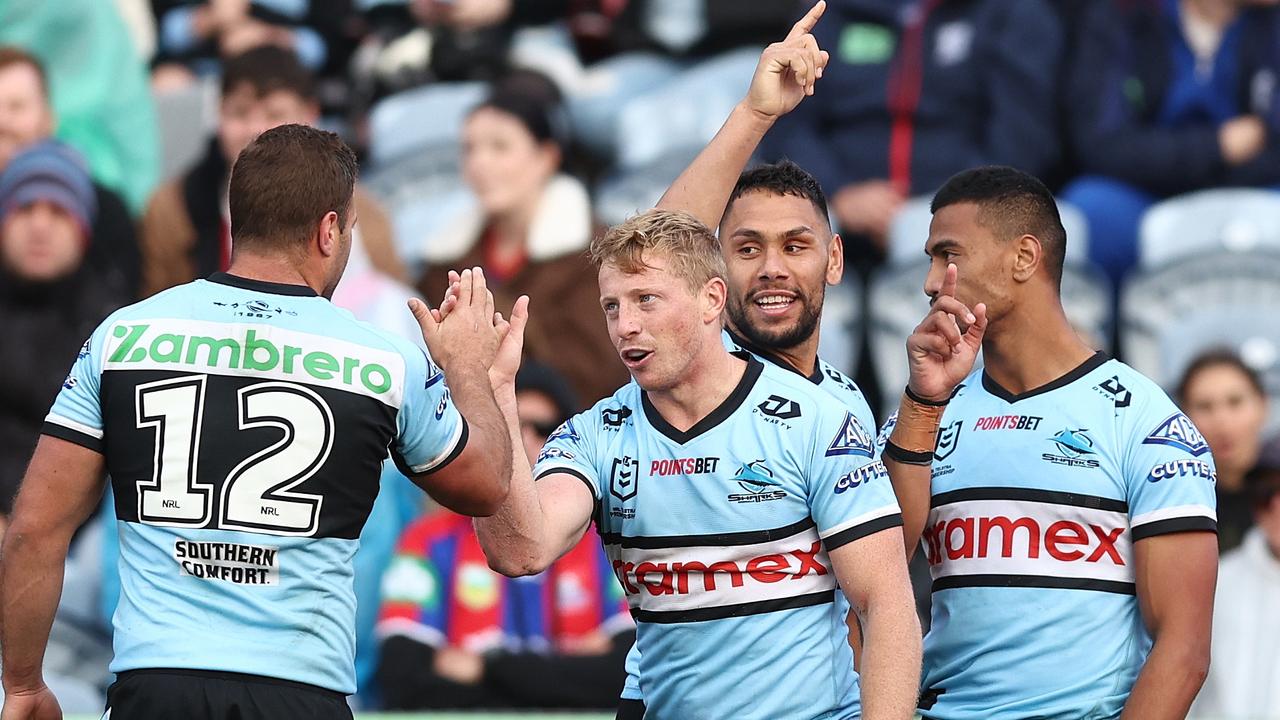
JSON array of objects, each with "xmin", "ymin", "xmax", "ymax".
[{"xmin": 135, "ymin": 374, "xmax": 332, "ymax": 536}]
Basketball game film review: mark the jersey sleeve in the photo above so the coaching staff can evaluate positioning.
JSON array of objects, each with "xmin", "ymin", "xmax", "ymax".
[
  {"xmin": 392, "ymin": 346, "xmax": 467, "ymax": 476},
  {"xmin": 531, "ymin": 411, "xmax": 601, "ymax": 501},
  {"xmin": 42, "ymin": 322, "xmax": 112, "ymax": 453},
  {"xmin": 1122, "ymin": 390, "xmax": 1218, "ymax": 541},
  {"xmin": 376, "ymin": 530, "xmax": 448, "ymax": 647},
  {"xmin": 874, "ymin": 410, "xmax": 899, "ymax": 457},
  {"xmin": 807, "ymin": 404, "xmax": 903, "ymax": 552}
]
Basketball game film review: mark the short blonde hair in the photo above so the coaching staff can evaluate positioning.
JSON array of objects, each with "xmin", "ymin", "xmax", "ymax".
[{"xmin": 590, "ymin": 209, "xmax": 727, "ymax": 292}]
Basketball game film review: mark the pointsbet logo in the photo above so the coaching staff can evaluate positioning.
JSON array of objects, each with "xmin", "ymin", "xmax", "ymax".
[{"xmin": 104, "ymin": 320, "xmax": 406, "ymax": 403}]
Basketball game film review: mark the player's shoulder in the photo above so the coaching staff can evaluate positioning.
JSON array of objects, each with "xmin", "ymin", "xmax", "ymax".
[
  {"xmin": 574, "ymin": 383, "xmax": 642, "ymax": 436},
  {"xmin": 754, "ymin": 360, "xmax": 856, "ymax": 427}
]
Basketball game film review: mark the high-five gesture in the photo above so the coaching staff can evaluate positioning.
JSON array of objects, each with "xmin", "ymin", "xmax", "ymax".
[
  {"xmin": 906, "ymin": 264, "xmax": 987, "ymax": 401},
  {"xmin": 746, "ymin": 1, "xmax": 831, "ymax": 121},
  {"xmin": 409, "ymin": 266, "xmax": 500, "ymax": 373}
]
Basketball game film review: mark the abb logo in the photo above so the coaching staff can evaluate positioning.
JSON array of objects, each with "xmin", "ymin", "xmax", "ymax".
[
  {"xmin": 612, "ymin": 541, "xmax": 828, "ymax": 596},
  {"xmin": 924, "ymin": 515, "xmax": 1125, "ymax": 566}
]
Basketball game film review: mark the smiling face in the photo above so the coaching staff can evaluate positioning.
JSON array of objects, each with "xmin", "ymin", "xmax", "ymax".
[
  {"xmin": 720, "ymin": 190, "xmax": 841, "ymax": 351},
  {"xmin": 598, "ymin": 250, "xmax": 724, "ymax": 393}
]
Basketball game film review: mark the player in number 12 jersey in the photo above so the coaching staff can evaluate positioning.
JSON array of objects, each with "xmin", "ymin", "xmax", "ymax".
[{"xmin": 0, "ymin": 125, "xmax": 513, "ymax": 720}]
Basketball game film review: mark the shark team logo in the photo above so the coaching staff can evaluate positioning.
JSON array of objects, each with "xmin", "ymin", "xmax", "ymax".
[
  {"xmin": 1142, "ymin": 413, "xmax": 1210, "ymax": 457},
  {"xmin": 728, "ymin": 461, "xmax": 786, "ymax": 503},
  {"xmin": 826, "ymin": 412, "xmax": 873, "ymax": 458},
  {"xmin": 1043, "ymin": 428, "xmax": 1101, "ymax": 469}
]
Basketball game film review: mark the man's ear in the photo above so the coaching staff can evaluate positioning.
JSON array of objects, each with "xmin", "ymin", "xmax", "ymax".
[
  {"xmin": 826, "ymin": 233, "xmax": 845, "ymax": 286},
  {"xmin": 1011, "ymin": 234, "xmax": 1041, "ymax": 283},
  {"xmin": 317, "ymin": 210, "xmax": 340, "ymax": 257},
  {"xmin": 704, "ymin": 277, "xmax": 728, "ymax": 323}
]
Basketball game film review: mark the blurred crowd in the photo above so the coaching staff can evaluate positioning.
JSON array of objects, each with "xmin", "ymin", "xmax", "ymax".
[{"xmin": 1, "ymin": 0, "xmax": 1279, "ymax": 714}]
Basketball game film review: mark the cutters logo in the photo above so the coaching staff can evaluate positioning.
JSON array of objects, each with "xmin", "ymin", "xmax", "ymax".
[
  {"xmin": 1042, "ymin": 429, "xmax": 1100, "ymax": 469},
  {"xmin": 548, "ymin": 419, "xmax": 580, "ymax": 443},
  {"xmin": 923, "ymin": 514, "xmax": 1126, "ymax": 566},
  {"xmin": 934, "ymin": 421, "xmax": 963, "ymax": 460},
  {"xmin": 728, "ymin": 461, "xmax": 785, "ymax": 503},
  {"xmin": 610, "ymin": 456, "xmax": 640, "ymax": 501},
  {"xmin": 756, "ymin": 395, "xmax": 801, "ymax": 421},
  {"xmin": 611, "ymin": 540, "xmax": 828, "ymax": 596},
  {"xmin": 1147, "ymin": 459, "xmax": 1216, "ymax": 484},
  {"xmin": 602, "ymin": 406, "xmax": 632, "ymax": 429},
  {"xmin": 1094, "ymin": 376, "xmax": 1131, "ymax": 409},
  {"xmin": 835, "ymin": 461, "xmax": 886, "ymax": 494},
  {"xmin": 974, "ymin": 415, "xmax": 1042, "ymax": 431},
  {"xmin": 1143, "ymin": 413, "xmax": 1209, "ymax": 457},
  {"xmin": 826, "ymin": 412, "xmax": 873, "ymax": 458},
  {"xmin": 650, "ymin": 457, "xmax": 720, "ymax": 476}
]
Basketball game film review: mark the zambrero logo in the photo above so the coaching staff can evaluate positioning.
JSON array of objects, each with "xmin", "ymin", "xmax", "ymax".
[{"xmin": 105, "ymin": 321, "xmax": 401, "ymax": 400}]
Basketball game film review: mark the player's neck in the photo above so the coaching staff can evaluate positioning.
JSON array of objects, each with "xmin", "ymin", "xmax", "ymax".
[
  {"xmin": 226, "ymin": 253, "xmax": 324, "ymax": 295},
  {"xmin": 981, "ymin": 296, "xmax": 1095, "ymax": 396},
  {"xmin": 647, "ymin": 346, "xmax": 748, "ymax": 432},
  {"xmin": 726, "ymin": 320, "xmax": 819, "ymax": 377}
]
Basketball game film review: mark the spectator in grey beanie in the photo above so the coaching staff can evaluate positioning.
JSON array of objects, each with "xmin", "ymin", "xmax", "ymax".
[{"xmin": 0, "ymin": 140, "xmax": 124, "ymax": 512}]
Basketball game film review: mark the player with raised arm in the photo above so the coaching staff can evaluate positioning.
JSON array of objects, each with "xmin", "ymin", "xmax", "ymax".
[
  {"xmin": 0, "ymin": 124, "xmax": 513, "ymax": 720},
  {"xmin": 471, "ymin": 208, "xmax": 921, "ymax": 720},
  {"xmin": 904, "ymin": 166, "xmax": 1218, "ymax": 719}
]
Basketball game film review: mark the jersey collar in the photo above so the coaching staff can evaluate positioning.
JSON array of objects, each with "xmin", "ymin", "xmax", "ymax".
[
  {"xmin": 724, "ymin": 328, "xmax": 824, "ymax": 385},
  {"xmin": 981, "ymin": 351, "xmax": 1109, "ymax": 403},
  {"xmin": 641, "ymin": 351, "xmax": 763, "ymax": 445},
  {"xmin": 207, "ymin": 272, "xmax": 318, "ymax": 297}
]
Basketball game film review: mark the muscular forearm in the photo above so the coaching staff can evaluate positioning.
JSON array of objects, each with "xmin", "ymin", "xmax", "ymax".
[
  {"xmin": 857, "ymin": 592, "xmax": 923, "ymax": 720},
  {"xmin": 0, "ymin": 525, "xmax": 71, "ymax": 693},
  {"xmin": 436, "ymin": 363, "xmax": 512, "ymax": 515},
  {"xmin": 473, "ymin": 385, "xmax": 555, "ymax": 576},
  {"xmin": 1121, "ymin": 637, "xmax": 1209, "ymax": 719},
  {"xmin": 656, "ymin": 102, "xmax": 774, "ymax": 230}
]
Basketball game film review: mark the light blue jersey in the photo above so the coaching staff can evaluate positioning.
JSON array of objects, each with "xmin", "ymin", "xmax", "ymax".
[
  {"xmin": 913, "ymin": 353, "xmax": 1217, "ymax": 718},
  {"xmin": 43, "ymin": 273, "xmax": 465, "ymax": 694},
  {"xmin": 535, "ymin": 352, "xmax": 901, "ymax": 720},
  {"xmin": 619, "ymin": 330, "xmax": 877, "ymax": 708}
]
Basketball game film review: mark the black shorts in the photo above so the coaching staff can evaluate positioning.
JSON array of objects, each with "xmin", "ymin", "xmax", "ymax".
[
  {"xmin": 616, "ymin": 698, "xmax": 646, "ymax": 720},
  {"xmin": 104, "ymin": 668, "xmax": 353, "ymax": 720}
]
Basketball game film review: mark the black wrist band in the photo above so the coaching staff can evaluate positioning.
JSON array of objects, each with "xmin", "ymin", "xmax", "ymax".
[
  {"xmin": 883, "ymin": 440, "xmax": 935, "ymax": 466},
  {"xmin": 904, "ymin": 384, "xmax": 949, "ymax": 407}
]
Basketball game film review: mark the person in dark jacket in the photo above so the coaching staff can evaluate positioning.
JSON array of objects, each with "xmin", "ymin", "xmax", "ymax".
[
  {"xmin": 762, "ymin": 0, "xmax": 1063, "ymax": 266},
  {"xmin": 0, "ymin": 46, "xmax": 141, "ymax": 297},
  {"xmin": 1063, "ymin": 0, "xmax": 1280, "ymax": 285},
  {"xmin": 0, "ymin": 141, "xmax": 127, "ymax": 511}
]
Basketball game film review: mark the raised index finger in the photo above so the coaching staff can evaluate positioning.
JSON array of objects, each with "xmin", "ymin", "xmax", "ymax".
[
  {"xmin": 786, "ymin": 0, "xmax": 826, "ymax": 41},
  {"xmin": 939, "ymin": 262, "xmax": 959, "ymax": 299}
]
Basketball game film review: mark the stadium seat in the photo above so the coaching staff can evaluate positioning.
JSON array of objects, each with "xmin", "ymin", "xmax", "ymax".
[
  {"xmin": 593, "ymin": 147, "xmax": 702, "ymax": 226},
  {"xmin": 1138, "ymin": 188, "xmax": 1280, "ymax": 269},
  {"xmin": 869, "ymin": 259, "xmax": 1111, "ymax": 414},
  {"xmin": 1121, "ymin": 251, "xmax": 1280, "ymax": 431},
  {"xmin": 367, "ymin": 81, "xmax": 487, "ymax": 167},
  {"xmin": 362, "ymin": 144, "xmax": 476, "ymax": 275},
  {"xmin": 153, "ymin": 78, "xmax": 217, "ymax": 181},
  {"xmin": 886, "ymin": 197, "xmax": 1090, "ymax": 267}
]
